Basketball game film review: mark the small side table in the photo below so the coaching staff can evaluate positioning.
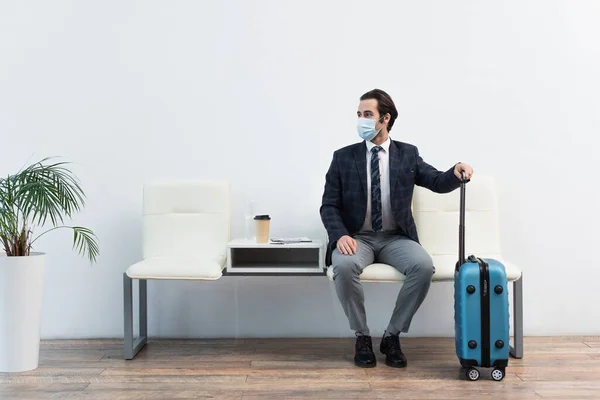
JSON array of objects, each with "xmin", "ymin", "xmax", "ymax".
[{"xmin": 225, "ymin": 239, "xmax": 325, "ymax": 276}]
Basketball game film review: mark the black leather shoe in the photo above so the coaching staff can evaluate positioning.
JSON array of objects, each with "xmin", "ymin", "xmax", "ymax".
[
  {"xmin": 380, "ymin": 332, "xmax": 407, "ymax": 368},
  {"xmin": 354, "ymin": 334, "xmax": 376, "ymax": 368}
]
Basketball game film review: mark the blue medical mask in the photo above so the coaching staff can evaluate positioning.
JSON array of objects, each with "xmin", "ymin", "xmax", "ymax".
[{"xmin": 357, "ymin": 117, "xmax": 385, "ymax": 141}]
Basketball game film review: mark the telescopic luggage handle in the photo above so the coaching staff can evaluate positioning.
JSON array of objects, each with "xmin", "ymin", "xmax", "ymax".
[{"xmin": 458, "ymin": 171, "xmax": 468, "ymax": 269}]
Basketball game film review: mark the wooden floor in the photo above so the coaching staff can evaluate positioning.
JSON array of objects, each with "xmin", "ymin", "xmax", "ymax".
[{"xmin": 1, "ymin": 337, "xmax": 599, "ymax": 399}]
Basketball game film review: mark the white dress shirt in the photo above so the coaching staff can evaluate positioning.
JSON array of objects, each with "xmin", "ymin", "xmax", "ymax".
[{"xmin": 362, "ymin": 137, "xmax": 395, "ymax": 232}]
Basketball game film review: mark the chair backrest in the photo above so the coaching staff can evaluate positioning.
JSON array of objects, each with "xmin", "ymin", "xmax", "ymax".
[
  {"xmin": 142, "ymin": 181, "xmax": 230, "ymax": 260},
  {"xmin": 413, "ymin": 174, "xmax": 501, "ymax": 257}
]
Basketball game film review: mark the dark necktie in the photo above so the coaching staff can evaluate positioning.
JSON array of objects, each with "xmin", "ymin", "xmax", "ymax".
[{"xmin": 371, "ymin": 146, "xmax": 383, "ymax": 232}]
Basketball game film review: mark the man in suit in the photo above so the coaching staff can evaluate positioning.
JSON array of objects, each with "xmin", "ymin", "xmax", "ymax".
[{"xmin": 320, "ymin": 89, "xmax": 473, "ymax": 369}]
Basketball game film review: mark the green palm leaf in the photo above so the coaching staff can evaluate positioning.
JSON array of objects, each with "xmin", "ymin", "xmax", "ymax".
[
  {"xmin": 72, "ymin": 226, "xmax": 99, "ymax": 263},
  {"xmin": 14, "ymin": 158, "xmax": 86, "ymax": 226},
  {"xmin": 1, "ymin": 157, "xmax": 99, "ymax": 263}
]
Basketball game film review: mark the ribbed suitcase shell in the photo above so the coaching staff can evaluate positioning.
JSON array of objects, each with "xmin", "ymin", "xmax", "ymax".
[{"xmin": 454, "ymin": 257, "xmax": 510, "ymax": 369}]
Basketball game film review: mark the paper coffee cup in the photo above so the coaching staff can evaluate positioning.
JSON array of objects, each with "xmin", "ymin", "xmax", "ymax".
[{"xmin": 254, "ymin": 215, "xmax": 271, "ymax": 243}]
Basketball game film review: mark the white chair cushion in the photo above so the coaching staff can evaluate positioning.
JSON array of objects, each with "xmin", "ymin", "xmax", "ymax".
[
  {"xmin": 429, "ymin": 254, "xmax": 521, "ymax": 281},
  {"xmin": 126, "ymin": 255, "xmax": 226, "ymax": 280},
  {"xmin": 413, "ymin": 175, "xmax": 498, "ymax": 212},
  {"xmin": 327, "ymin": 254, "xmax": 521, "ymax": 282},
  {"xmin": 128, "ymin": 180, "xmax": 231, "ymax": 280},
  {"xmin": 143, "ymin": 213, "xmax": 229, "ymax": 260},
  {"xmin": 415, "ymin": 210, "xmax": 501, "ymax": 256},
  {"xmin": 143, "ymin": 181, "xmax": 229, "ymax": 215}
]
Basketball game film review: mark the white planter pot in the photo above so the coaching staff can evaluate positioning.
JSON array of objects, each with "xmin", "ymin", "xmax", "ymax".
[{"xmin": 0, "ymin": 252, "xmax": 45, "ymax": 372}]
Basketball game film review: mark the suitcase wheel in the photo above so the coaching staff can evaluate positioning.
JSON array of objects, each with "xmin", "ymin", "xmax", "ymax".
[
  {"xmin": 491, "ymin": 368, "xmax": 505, "ymax": 381},
  {"xmin": 466, "ymin": 368, "xmax": 480, "ymax": 381}
]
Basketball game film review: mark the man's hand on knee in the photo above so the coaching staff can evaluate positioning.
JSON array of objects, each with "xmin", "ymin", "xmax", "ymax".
[{"xmin": 337, "ymin": 235, "xmax": 357, "ymax": 255}]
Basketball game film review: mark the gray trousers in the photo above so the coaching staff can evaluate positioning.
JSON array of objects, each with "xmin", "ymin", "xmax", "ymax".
[{"xmin": 331, "ymin": 232, "xmax": 435, "ymax": 336}]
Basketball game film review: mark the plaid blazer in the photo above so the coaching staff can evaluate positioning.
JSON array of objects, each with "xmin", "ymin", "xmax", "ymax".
[{"xmin": 320, "ymin": 139, "xmax": 462, "ymax": 266}]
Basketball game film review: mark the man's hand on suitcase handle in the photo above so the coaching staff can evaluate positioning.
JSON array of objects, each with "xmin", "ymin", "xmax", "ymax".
[{"xmin": 454, "ymin": 162, "xmax": 474, "ymax": 181}]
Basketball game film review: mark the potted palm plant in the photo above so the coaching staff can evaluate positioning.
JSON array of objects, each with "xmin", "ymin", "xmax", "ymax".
[{"xmin": 0, "ymin": 157, "xmax": 98, "ymax": 372}]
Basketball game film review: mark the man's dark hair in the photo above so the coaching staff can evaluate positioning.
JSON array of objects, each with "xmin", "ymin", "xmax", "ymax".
[{"xmin": 360, "ymin": 89, "xmax": 399, "ymax": 132}]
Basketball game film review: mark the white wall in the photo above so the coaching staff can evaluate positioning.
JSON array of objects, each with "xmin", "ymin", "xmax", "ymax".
[{"xmin": 1, "ymin": 0, "xmax": 599, "ymax": 339}]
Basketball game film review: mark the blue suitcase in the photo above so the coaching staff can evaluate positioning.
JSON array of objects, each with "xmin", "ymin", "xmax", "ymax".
[{"xmin": 454, "ymin": 173, "xmax": 510, "ymax": 381}]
